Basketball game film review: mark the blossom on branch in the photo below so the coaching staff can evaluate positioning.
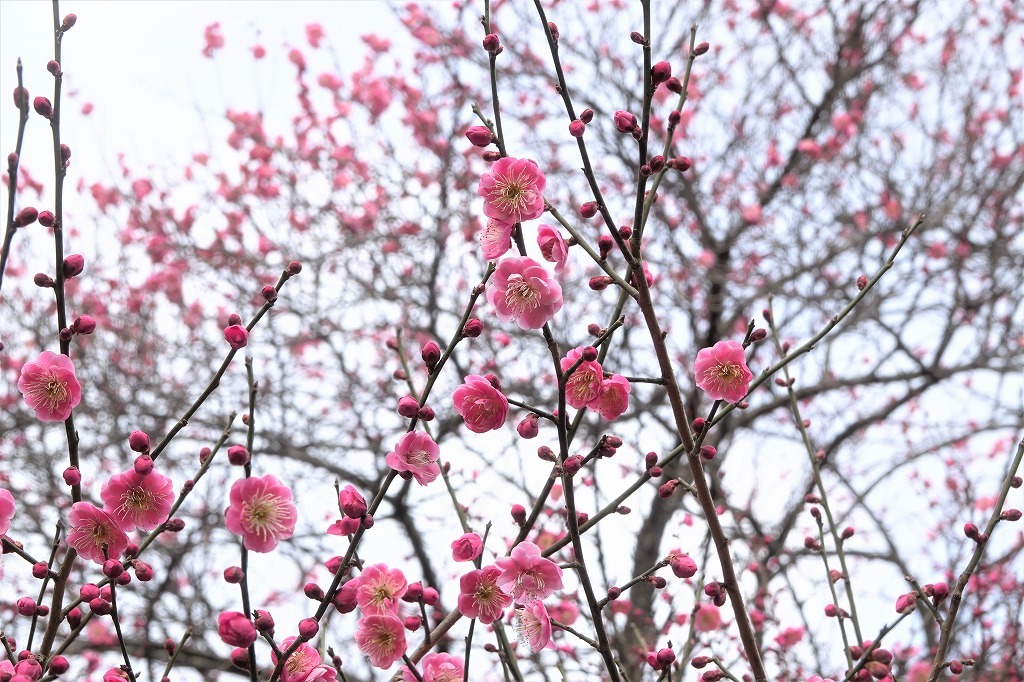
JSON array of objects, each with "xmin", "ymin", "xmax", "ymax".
[
  {"xmin": 402, "ymin": 651, "xmax": 465, "ymax": 682},
  {"xmin": 17, "ymin": 350, "xmax": 82, "ymax": 422},
  {"xmin": 693, "ymin": 340, "xmax": 754, "ymax": 403},
  {"xmin": 274, "ymin": 637, "xmax": 338, "ymax": 682},
  {"xmin": 100, "ymin": 468, "xmax": 174, "ymax": 531},
  {"xmin": 354, "ymin": 614, "xmax": 407, "ymax": 670},
  {"xmin": 537, "ymin": 224, "xmax": 569, "ymax": 273},
  {"xmin": 354, "ymin": 563, "xmax": 408, "ymax": 615},
  {"xmin": 224, "ymin": 474, "xmax": 297, "ymax": 552},
  {"xmin": 452, "ymin": 374, "xmax": 509, "ymax": 433},
  {"xmin": 494, "ymin": 540, "xmax": 563, "ymax": 602},
  {"xmin": 0, "ymin": 488, "xmax": 15, "ymax": 535},
  {"xmin": 514, "ymin": 600, "xmax": 553, "ymax": 652},
  {"xmin": 479, "ymin": 216, "xmax": 515, "ymax": 260},
  {"xmin": 67, "ymin": 503, "xmax": 129, "ymax": 564},
  {"xmin": 486, "ymin": 256, "xmax": 563, "ymax": 330},
  {"xmin": 458, "ymin": 565, "xmax": 512, "ymax": 624},
  {"xmin": 478, "ymin": 156, "xmax": 546, "ymax": 224},
  {"xmin": 593, "ymin": 373, "xmax": 631, "ymax": 420},
  {"xmin": 561, "ymin": 347, "xmax": 605, "ymax": 410},
  {"xmin": 385, "ymin": 430, "xmax": 441, "ymax": 485}
]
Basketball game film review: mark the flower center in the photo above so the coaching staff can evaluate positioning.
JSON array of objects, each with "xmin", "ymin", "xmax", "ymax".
[
  {"xmin": 494, "ymin": 175, "xmax": 535, "ymax": 218},
  {"xmin": 243, "ymin": 493, "xmax": 288, "ymax": 539},
  {"xmin": 567, "ymin": 366, "xmax": 599, "ymax": 402},
  {"xmin": 407, "ymin": 448, "xmax": 432, "ymax": 466},
  {"xmin": 714, "ymin": 362, "xmax": 743, "ymax": 381},
  {"xmin": 371, "ymin": 584, "xmax": 397, "ymax": 608},
  {"xmin": 121, "ymin": 487, "xmax": 156, "ymax": 515},
  {"xmin": 505, "ymin": 276, "xmax": 540, "ymax": 316},
  {"xmin": 285, "ymin": 649, "xmax": 313, "ymax": 675},
  {"xmin": 514, "ymin": 608, "xmax": 542, "ymax": 645}
]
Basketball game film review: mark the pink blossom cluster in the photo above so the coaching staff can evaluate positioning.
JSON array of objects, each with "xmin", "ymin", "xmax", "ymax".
[{"xmin": 560, "ymin": 347, "xmax": 631, "ymax": 420}]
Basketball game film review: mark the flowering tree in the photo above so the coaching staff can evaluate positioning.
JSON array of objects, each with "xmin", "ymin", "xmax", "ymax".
[{"xmin": 1, "ymin": 1, "xmax": 1022, "ymax": 682}]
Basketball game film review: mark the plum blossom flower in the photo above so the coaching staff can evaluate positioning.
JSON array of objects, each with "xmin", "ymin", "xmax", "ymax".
[
  {"xmin": 479, "ymin": 217, "xmax": 515, "ymax": 260},
  {"xmin": 355, "ymin": 564, "xmax": 408, "ymax": 615},
  {"xmin": 354, "ymin": 614, "xmax": 407, "ymax": 670},
  {"xmin": 537, "ymin": 224, "xmax": 569, "ymax": 273},
  {"xmin": 486, "ymin": 257, "xmax": 563, "ymax": 330},
  {"xmin": 561, "ymin": 347, "xmax": 604, "ymax": 410},
  {"xmin": 67, "ymin": 503, "xmax": 129, "ymax": 564},
  {"xmin": 17, "ymin": 350, "xmax": 82, "ymax": 422},
  {"xmin": 593, "ymin": 374, "xmax": 631, "ymax": 420},
  {"xmin": 693, "ymin": 604, "xmax": 724, "ymax": 632},
  {"xmin": 494, "ymin": 541, "xmax": 563, "ymax": 603},
  {"xmin": 402, "ymin": 652, "xmax": 464, "ymax": 682},
  {"xmin": 275, "ymin": 637, "xmax": 338, "ymax": 682},
  {"xmin": 458, "ymin": 565, "xmax": 512, "ymax": 624},
  {"xmin": 217, "ymin": 611, "xmax": 257, "ymax": 648},
  {"xmin": 224, "ymin": 474, "xmax": 298, "ymax": 553},
  {"xmin": 452, "ymin": 375, "xmax": 508, "ymax": 433},
  {"xmin": 100, "ymin": 468, "xmax": 174, "ymax": 531},
  {"xmin": 451, "ymin": 532, "xmax": 483, "ymax": 563},
  {"xmin": 385, "ymin": 430, "xmax": 441, "ymax": 485},
  {"xmin": 693, "ymin": 340, "xmax": 753, "ymax": 403},
  {"xmin": 478, "ymin": 157, "xmax": 546, "ymax": 224},
  {"xmin": 514, "ymin": 600, "xmax": 553, "ymax": 652},
  {"xmin": 0, "ymin": 488, "xmax": 14, "ymax": 535}
]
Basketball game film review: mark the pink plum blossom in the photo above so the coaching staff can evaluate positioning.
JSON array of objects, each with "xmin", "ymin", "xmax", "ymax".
[
  {"xmin": 458, "ymin": 565, "xmax": 512, "ymax": 624},
  {"xmin": 494, "ymin": 541, "xmax": 563, "ymax": 603},
  {"xmin": 0, "ymin": 488, "xmax": 14, "ymax": 535},
  {"xmin": 479, "ymin": 217, "xmax": 515, "ymax": 260},
  {"xmin": 514, "ymin": 600, "xmax": 553, "ymax": 652},
  {"xmin": 17, "ymin": 350, "xmax": 82, "ymax": 422},
  {"xmin": 537, "ymin": 224, "xmax": 569, "ymax": 273},
  {"xmin": 355, "ymin": 564, "xmax": 408, "ymax": 615},
  {"xmin": 478, "ymin": 157, "xmax": 546, "ymax": 224},
  {"xmin": 693, "ymin": 604, "xmax": 724, "ymax": 632},
  {"xmin": 275, "ymin": 637, "xmax": 338, "ymax": 682},
  {"xmin": 486, "ymin": 257, "xmax": 563, "ymax": 330},
  {"xmin": 693, "ymin": 340, "xmax": 754, "ymax": 403},
  {"xmin": 100, "ymin": 468, "xmax": 174, "ymax": 531},
  {"xmin": 592, "ymin": 373, "xmax": 631, "ymax": 420},
  {"xmin": 67, "ymin": 503, "xmax": 129, "ymax": 564},
  {"xmin": 224, "ymin": 474, "xmax": 297, "ymax": 553},
  {"xmin": 385, "ymin": 430, "xmax": 441, "ymax": 485},
  {"xmin": 402, "ymin": 652, "xmax": 464, "ymax": 682},
  {"xmin": 451, "ymin": 532, "xmax": 483, "ymax": 562},
  {"xmin": 452, "ymin": 375, "xmax": 508, "ymax": 433},
  {"xmin": 217, "ymin": 611, "xmax": 257, "ymax": 648},
  {"xmin": 354, "ymin": 614, "xmax": 407, "ymax": 670},
  {"xmin": 561, "ymin": 347, "xmax": 604, "ymax": 410}
]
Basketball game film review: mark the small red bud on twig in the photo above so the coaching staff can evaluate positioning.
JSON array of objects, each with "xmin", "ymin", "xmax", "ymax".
[
  {"xmin": 61, "ymin": 14, "xmax": 77, "ymax": 31},
  {"xmin": 33, "ymin": 96, "xmax": 52, "ymax": 118},
  {"xmin": 694, "ymin": 41, "xmax": 710, "ymax": 56}
]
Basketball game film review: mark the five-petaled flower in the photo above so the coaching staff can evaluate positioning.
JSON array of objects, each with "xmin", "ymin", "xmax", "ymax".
[
  {"xmin": 17, "ymin": 350, "xmax": 82, "ymax": 422},
  {"xmin": 100, "ymin": 468, "xmax": 174, "ymax": 531},
  {"xmin": 275, "ymin": 637, "xmax": 338, "ymax": 682},
  {"xmin": 458, "ymin": 565, "xmax": 512, "ymax": 624},
  {"xmin": 478, "ymin": 157, "xmax": 546, "ymax": 224},
  {"xmin": 494, "ymin": 540, "xmax": 563, "ymax": 603},
  {"xmin": 561, "ymin": 347, "xmax": 605, "ymax": 410},
  {"xmin": 536, "ymin": 224, "xmax": 569, "ymax": 273},
  {"xmin": 693, "ymin": 340, "xmax": 753, "ymax": 403},
  {"xmin": 402, "ymin": 652, "xmax": 465, "ymax": 682},
  {"xmin": 67, "ymin": 502, "xmax": 129, "ymax": 564},
  {"xmin": 354, "ymin": 563, "xmax": 408, "ymax": 615},
  {"xmin": 515, "ymin": 600, "xmax": 553, "ymax": 652},
  {"xmin": 354, "ymin": 614, "xmax": 407, "ymax": 670},
  {"xmin": 385, "ymin": 430, "xmax": 441, "ymax": 485},
  {"xmin": 224, "ymin": 474, "xmax": 298, "ymax": 552},
  {"xmin": 479, "ymin": 217, "xmax": 515, "ymax": 260},
  {"xmin": 452, "ymin": 375, "xmax": 509, "ymax": 433},
  {"xmin": 593, "ymin": 373, "xmax": 631, "ymax": 420},
  {"xmin": 486, "ymin": 257, "xmax": 563, "ymax": 330}
]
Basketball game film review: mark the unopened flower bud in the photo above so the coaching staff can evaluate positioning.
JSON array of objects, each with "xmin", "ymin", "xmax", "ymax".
[
  {"xmin": 62, "ymin": 254, "xmax": 84, "ymax": 278},
  {"xmin": 700, "ymin": 445, "xmax": 716, "ymax": 460},
  {"xmin": 629, "ymin": 31, "xmax": 645, "ymax": 45},
  {"xmin": 340, "ymin": 485, "xmax": 368, "ymax": 519},
  {"xmin": 404, "ymin": 615, "xmax": 422, "ymax": 631},
  {"xmin": 619, "ymin": 226, "xmax": 632, "ymax": 240},
  {"xmin": 482, "ymin": 33, "xmax": 501, "ymax": 53},
  {"xmin": 666, "ymin": 77, "xmax": 683, "ymax": 94},
  {"xmin": 580, "ymin": 108, "xmax": 594, "ymax": 124},
  {"xmin": 71, "ymin": 314, "xmax": 96, "ymax": 335},
  {"xmin": 587, "ymin": 323, "xmax": 602, "ymax": 337},
  {"xmin": 598, "ymin": 234, "xmax": 614, "ymax": 260},
  {"xmin": 61, "ymin": 14, "xmax": 77, "ymax": 30},
  {"xmin": 579, "ymin": 203, "xmax": 598, "ymax": 221},
  {"xmin": 14, "ymin": 207, "xmax": 38, "ymax": 227},
  {"xmin": 421, "ymin": 586, "xmax": 439, "ymax": 605},
  {"xmin": 298, "ymin": 617, "xmax": 319, "ymax": 639},
  {"xmin": 651, "ymin": 61, "xmax": 672, "ymax": 84},
  {"xmin": 517, "ymin": 414, "xmax": 539, "ymax": 439},
  {"xmin": 227, "ymin": 445, "xmax": 250, "ymax": 466},
  {"xmin": 948, "ymin": 660, "xmax": 963, "ymax": 674},
  {"xmin": 133, "ymin": 455, "xmax": 153, "ymax": 475},
  {"xmin": 645, "ymin": 452, "xmax": 659, "ymax": 469},
  {"xmin": 537, "ymin": 445, "xmax": 556, "ymax": 461},
  {"xmin": 37, "ymin": 210, "xmax": 55, "ymax": 227},
  {"xmin": 33, "ymin": 96, "xmax": 53, "ymax": 118},
  {"xmin": 360, "ymin": 513, "xmax": 374, "ymax": 529},
  {"xmin": 824, "ymin": 603, "xmax": 839, "ymax": 617},
  {"xmin": 614, "ymin": 110, "xmax": 637, "ymax": 134},
  {"xmin": 60, "ymin": 143, "xmax": 71, "ymax": 168},
  {"xmin": 569, "ymin": 119, "xmax": 585, "ymax": 137},
  {"xmin": 461, "ymin": 317, "xmax": 483, "ymax": 338},
  {"xmin": 63, "ymin": 466, "xmax": 80, "ymax": 486},
  {"xmin": 640, "ymin": 164, "xmax": 653, "ymax": 177},
  {"xmin": 133, "ymin": 561, "xmax": 154, "ymax": 581},
  {"xmin": 417, "ymin": 405, "xmax": 434, "ymax": 421},
  {"xmin": 1000, "ymin": 509, "xmax": 1021, "ymax": 521},
  {"xmin": 658, "ymin": 480, "xmax": 678, "ymax": 498},
  {"xmin": 224, "ymin": 325, "xmax": 248, "ymax": 349},
  {"xmin": 287, "ymin": 260, "xmax": 303, "ymax": 275},
  {"xmin": 17, "ymin": 597, "xmax": 36, "ymax": 616},
  {"xmin": 547, "ymin": 21, "xmax": 559, "ymax": 41},
  {"xmin": 670, "ymin": 554, "xmax": 698, "ymax": 578},
  {"xmin": 650, "ymin": 155, "xmax": 665, "ymax": 173},
  {"xmin": 47, "ymin": 655, "xmax": 69, "ymax": 675},
  {"xmin": 47, "ymin": 60, "xmax": 61, "ymax": 77},
  {"xmin": 231, "ymin": 648, "xmax": 250, "ymax": 670},
  {"xmin": 648, "ymin": 466, "xmax": 663, "ymax": 477},
  {"xmin": 421, "ymin": 341, "xmax": 441, "ymax": 369},
  {"xmin": 648, "ymin": 575, "xmax": 667, "ymax": 589},
  {"xmin": 511, "ymin": 503, "xmax": 527, "ymax": 525},
  {"xmin": 164, "ymin": 518, "xmax": 185, "ymax": 532},
  {"xmin": 841, "ymin": 526, "xmax": 855, "ymax": 540},
  {"xmin": 563, "ymin": 454, "xmax": 584, "ymax": 476},
  {"xmin": 671, "ymin": 156, "xmax": 692, "ymax": 172},
  {"xmin": 482, "ymin": 150, "xmax": 501, "ymax": 162},
  {"xmin": 397, "ymin": 395, "xmax": 419, "ymax": 418},
  {"xmin": 261, "ymin": 285, "xmax": 278, "ymax": 302},
  {"xmin": 963, "ymin": 522, "xmax": 981, "ymax": 540},
  {"xmin": 465, "ymin": 125, "xmax": 493, "ymax": 147},
  {"xmin": 694, "ymin": 41, "xmax": 710, "ymax": 56},
  {"xmin": 668, "ymin": 110, "xmax": 681, "ymax": 125},
  {"xmin": 607, "ymin": 586, "xmax": 621, "ymax": 600},
  {"xmin": 692, "ymin": 417, "xmax": 706, "ymax": 433}
]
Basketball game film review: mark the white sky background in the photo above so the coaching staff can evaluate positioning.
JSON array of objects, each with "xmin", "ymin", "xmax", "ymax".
[{"xmin": 0, "ymin": 1, "xmax": 400, "ymax": 193}]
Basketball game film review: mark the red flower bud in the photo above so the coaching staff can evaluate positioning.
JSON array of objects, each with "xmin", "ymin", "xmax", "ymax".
[
  {"xmin": 133, "ymin": 455, "xmax": 153, "ymax": 475},
  {"xmin": 569, "ymin": 119, "xmax": 585, "ymax": 137},
  {"xmin": 63, "ymin": 466, "xmax": 80, "ymax": 486},
  {"xmin": 37, "ymin": 210, "xmax": 55, "ymax": 227},
  {"xmin": 62, "ymin": 254, "xmax": 85, "ymax": 278},
  {"xmin": 261, "ymin": 285, "xmax": 278, "ymax": 302},
  {"xmin": 71, "ymin": 314, "xmax": 96, "ymax": 334},
  {"xmin": 298, "ymin": 617, "xmax": 319, "ymax": 639},
  {"xmin": 61, "ymin": 14, "xmax": 77, "ymax": 30},
  {"xmin": 404, "ymin": 615, "xmax": 422, "ymax": 631},
  {"xmin": 694, "ymin": 41, "xmax": 710, "ymax": 56},
  {"xmin": 670, "ymin": 156, "xmax": 692, "ymax": 172},
  {"xmin": 651, "ymin": 61, "xmax": 672, "ymax": 84},
  {"xmin": 47, "ymin": 60, "xmax": 61, "ymax": 77},
  {"xmin": 517, "ymin": 413, "xmax": 539, "ymax": 439},
  {"xmin": 614, "ymin": 110, "xmax": 637, "ymax": 133},
  {"xmin": 13, "ymin": 87, "xmax": 29, "ymax": 109},
  {"xmin": 700, "ymin": 445, "xmax": 716, "ymax": 460},
  {"xmin": 580, "ymin": 201, "xmax": 599, "ymax": 218},
  {"xmin": 666, "ymin": 77, "xmax": 683, "ymax": 94},
  {"xmin": 463, "ymin": 317, "xmax": 483, "ymax": 337},
  {"xmin": 417, "ymin": 406, "xmax": 434, "ymax": 421},
  {"xmin": 482, "ymin": 34, "xmax": 501, "ymax": 53},
  {"xmin": 629, "ymin": 31, "xmax": 645, "ymax": 45},
  {"xmin": 670, "ymin": 554, "xmax": 698, "ymax": 578},
  {"xmin": 1000, "ymin": 508, "xmax": 1021, "ymax": 521},
  {"xmin": 14, "ymin": 207, "xmax": 38, "ymax": 227},
  {"xmin": 563, "ymin": 454, "xmax": 584, "ymax": 476},
  {"xmin": 421, "ymin": 341, "xmax": 441, "ymax": 369},
  {"xmin": 339, "ymin": 485, "xmax": 368, "ymax": 519},
  {"xmin": 287, "ymin": 260, "xmax": 303, "ymax": 275},
  {"xmin": 397, "ymin": 395, "xmax": 419, "ymax": 418},
  {"xmin": 33, "ymin": 96, "xmax": 53, "ymax": 118},
  {"xmin": 511, "ymin": 503, "xmax": 527, "ymax": 525},
  {"xmin": 227, "ymin": 445, "xmax": 250, "ymax": 466},
  {"xmin": 224, "ymin": 325, "xmax": 249, "ymax": 349},
  {"xmin": 465, "ymin": 125, "xmax": 493, "ymax": 147}
]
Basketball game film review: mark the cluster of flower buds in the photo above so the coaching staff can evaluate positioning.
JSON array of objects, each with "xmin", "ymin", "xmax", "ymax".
[
  {"xmin": 847, "ymin": 641, "xmax": 895, "ymax": 680},
  {"xmin": 704, "ymin": 580, "xmax": 727, "ymax": 607},
  {"xmin": 646, "ymin": 647, "xmax": 676, "ymax": 671},
  {"xmin": 614, "ymin": 110, "xmax": 642, "ymax": 140}
]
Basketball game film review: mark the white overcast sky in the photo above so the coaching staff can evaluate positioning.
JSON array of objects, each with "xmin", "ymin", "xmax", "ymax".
[{"xmin": 0, "ymin": 0, "xmax": 401, "ymax": 196}]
